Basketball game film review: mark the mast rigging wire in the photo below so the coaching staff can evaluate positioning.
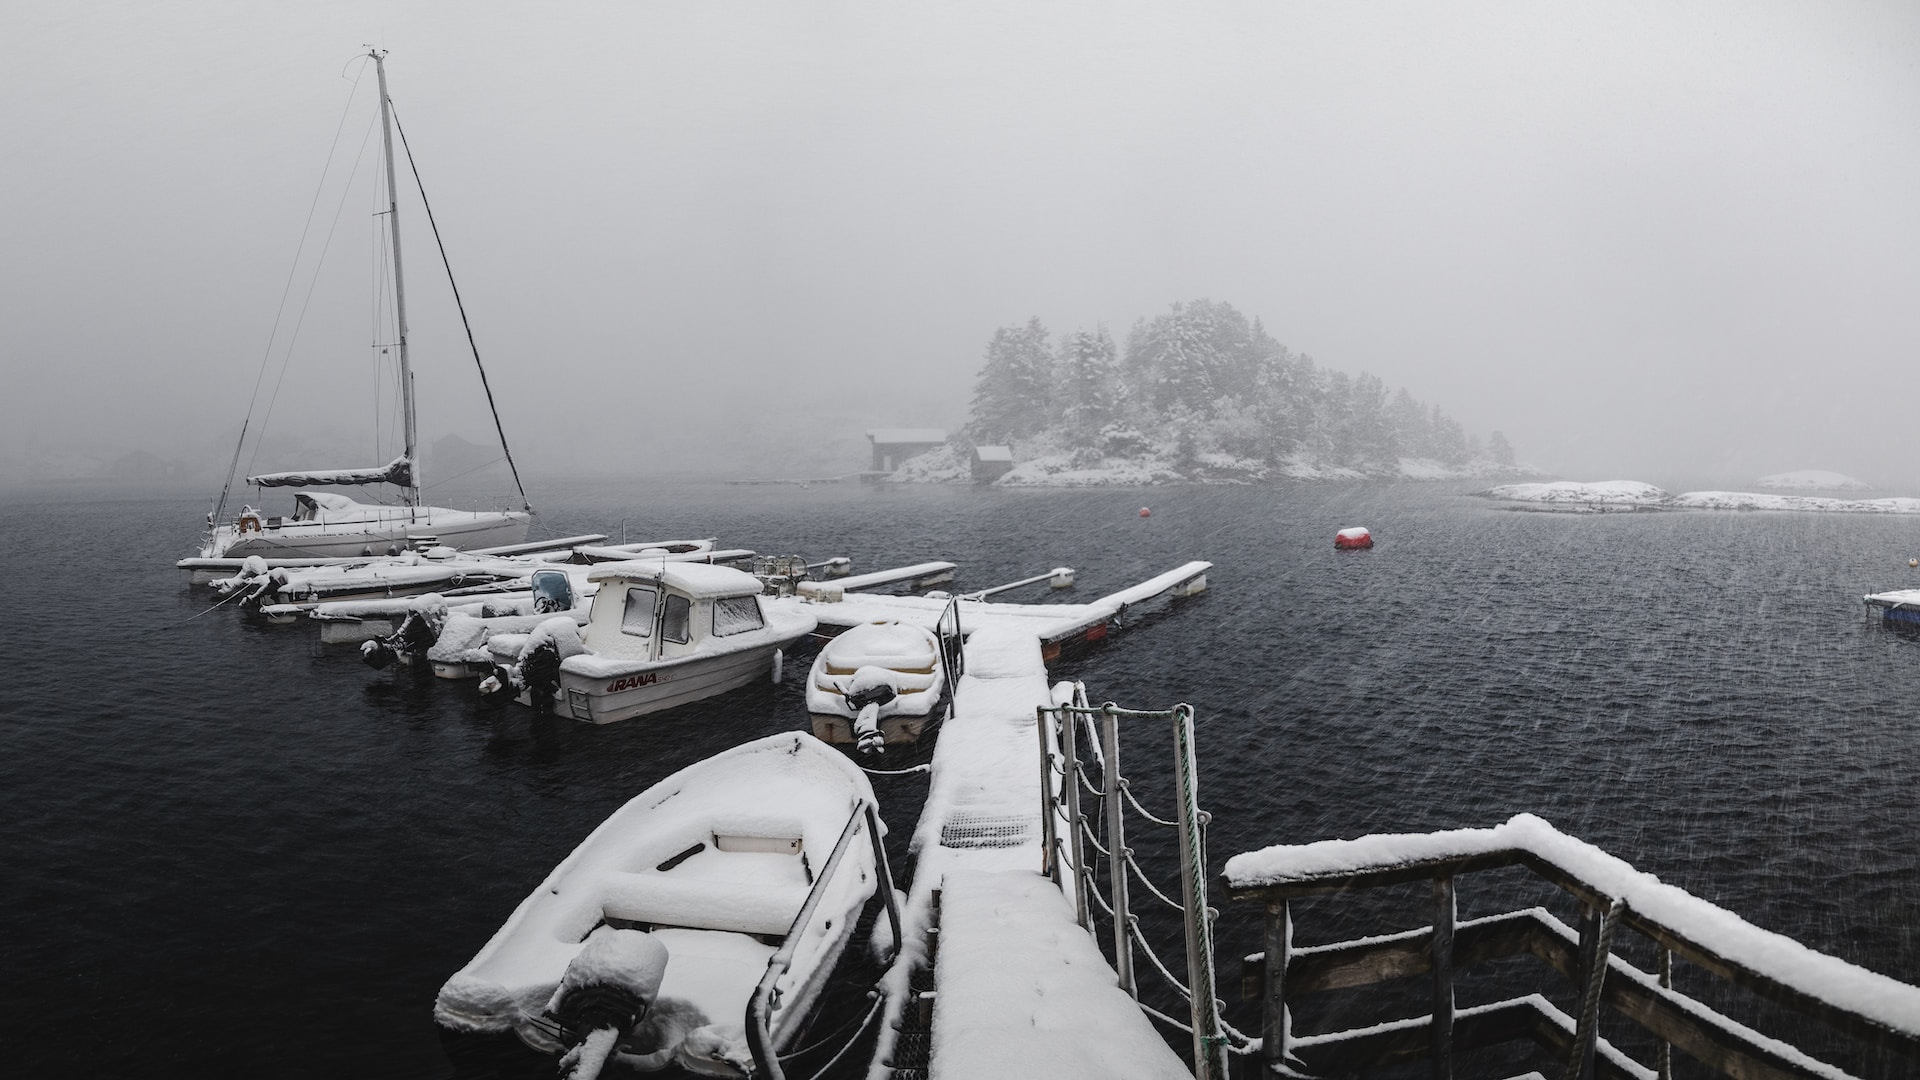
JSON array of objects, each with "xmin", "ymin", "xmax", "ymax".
[
  {"xmin": 245, "ymin": 112, "xmax": 382, "ymax": 483},
  {"xmin": 389, "ymin": 102, "xmax": 535, "ymax": 515},
  {"xmin": 215, "ymin": 60, "xmax": 370, "ymax": 526}
]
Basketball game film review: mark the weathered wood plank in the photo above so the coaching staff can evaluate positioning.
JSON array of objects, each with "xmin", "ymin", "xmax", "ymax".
[{"xmin": 1431, "ymin": 875, "xmax": 1456, "ymax": 1080}]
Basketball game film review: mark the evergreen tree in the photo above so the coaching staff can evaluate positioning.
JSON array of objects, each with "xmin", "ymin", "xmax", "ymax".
[
  {"xmin": 1488, "ymin": 430, "xmax": 1515, "ymax": 467},
  {"xmin": 1057, "ymin": 326, "xmax": 1119, "ymax": 442},
  {"xmin": 965, "ymin": 317, "xmax": 1054, "ymax": 442}
]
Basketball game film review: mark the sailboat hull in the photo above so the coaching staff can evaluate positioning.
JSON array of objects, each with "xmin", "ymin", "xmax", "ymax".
[{"xmin": 207, "ymin": 509, "xmax": 529, "ymax": 559}]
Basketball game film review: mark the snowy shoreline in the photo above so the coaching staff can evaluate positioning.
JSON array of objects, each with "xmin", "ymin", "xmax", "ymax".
[
  {"xmin": 890, "ymin": 444, "xmax": 1539, "ymax": 487},
  {"xmin": 1479, "ymin": 480, "xmax": 1920, "ymax": 514}
]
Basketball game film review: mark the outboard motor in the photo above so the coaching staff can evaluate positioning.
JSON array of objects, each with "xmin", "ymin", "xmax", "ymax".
[
  {"xmin": 520, "ymin": 639, "xmax": 563, "ymax": 713},
  {"xmin": 845, "ymin": 666, "xmax": 900, "ymax": 756},
  {"xmin": 360, "ymin": 610, "xmax": 436, "ymax": 670},
  {"xmin": 548, "ymin": 928, "xmax": 669, "ymax": 1080},
  {"xmin": 479, "ymin": 616, "xmax": 583, "ymax": 712}
]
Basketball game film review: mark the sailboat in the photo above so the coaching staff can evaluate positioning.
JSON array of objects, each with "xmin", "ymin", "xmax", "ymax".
[{"xmin": 197, "ymin": 50, "xmax": 531, "ymax": 561}]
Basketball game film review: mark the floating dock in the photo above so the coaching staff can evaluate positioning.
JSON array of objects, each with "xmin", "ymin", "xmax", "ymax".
[
  {"xmin": 1863, "ymin": 588, "xmax": 1920, "ymax": 625},
  {"xmin": 796, "ymin": 560, "xmax": 1210, "ymax": 665},
  {"xmin": 867, "ymin": 626, "xmax": 1191, "ymax": 1079}
]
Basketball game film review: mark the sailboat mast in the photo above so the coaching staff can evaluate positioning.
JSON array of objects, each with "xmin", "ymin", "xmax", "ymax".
[{"xmin": 370, "ymin": 49, "xmax": 419, "ymax": 508}]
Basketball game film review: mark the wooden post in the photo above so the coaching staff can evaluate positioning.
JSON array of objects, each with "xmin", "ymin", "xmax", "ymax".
[
  {"xmin": 1572, "ymin": 903, "xmax": 1600, "ymax": 1080},
  {"xmin": 1262, "ymin": 897, "xmax": 1291, "ymax": 1073},
  {"xmin": 1431, "ymin": 875, "xmax": 1456, "ymax": 1080},
  {"xmin": 1567, "ymin": 899, "xmax": 1623, "ymax": 1080},
  {"xmin": 1657, "ymin": 947, "xmax": 1673, "ymax": 1080}
]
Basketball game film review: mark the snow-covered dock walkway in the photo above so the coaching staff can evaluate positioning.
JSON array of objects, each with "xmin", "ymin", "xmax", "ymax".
[
  {"xmin": 800, "ymin": 560, "xmax": 1210, "ymax": 664},
  {"xmin": 932, "ymin": 869, "xmax": 1190, "ymax": 1079},
  {"xmin": 868, "ymin": 626, "xmax": 1187, "ymax": 1079}
]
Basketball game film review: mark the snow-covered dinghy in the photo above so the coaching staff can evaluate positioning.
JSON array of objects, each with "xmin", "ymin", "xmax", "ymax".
[
  {"xmin": 806, "ymin": 620, "xmax": 951, "ymax": 754},
  {"xmin": 435, "ymin": 733, "xmax": 899, "ymax": 1079},
  {"xmin": 481, "ymin": 562, "xmax": 817, "ymax": 723}
]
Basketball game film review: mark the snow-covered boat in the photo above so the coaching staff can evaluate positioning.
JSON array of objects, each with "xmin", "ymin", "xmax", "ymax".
[
  {"xmin": 195, "ymin": 49, "xmax": 530, "ymax": 562},
  {"xmin": 806, "ymin": 620, "xmax": 953, "ymax": 753},
  {"xmin": 434, "ymin": 733, "xmax": 898, "ymax": 1078},
  {"xmin": 481, "ymin": 562, "xmax": 817, "ymax": 723},
  {"xmin": 355, "ymin": 567, "xmax": 587, "ymax": 671}
]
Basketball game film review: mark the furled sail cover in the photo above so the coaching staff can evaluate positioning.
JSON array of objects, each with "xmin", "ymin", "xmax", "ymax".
[{"xmin": 247, "ymin": 455, "xmax": 414, "ymax": 489}]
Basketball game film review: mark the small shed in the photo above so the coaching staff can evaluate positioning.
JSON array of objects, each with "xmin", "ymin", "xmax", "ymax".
[
  {"xmin": 971, "ymin": 445, "xmax": 1014, "ymax": 483},
  {"xmin": 867, "ymin": 428, "xmax": 947, "ymax": 472}
]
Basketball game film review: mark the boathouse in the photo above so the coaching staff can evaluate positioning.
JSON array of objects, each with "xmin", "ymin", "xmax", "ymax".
[
  {"xmin": 971, "ymin": 444, "xmax": 1013, "ymax": 483},
  {"xmin": 867, "ymin": 428, "xmax": 947, "ymax": 472}
]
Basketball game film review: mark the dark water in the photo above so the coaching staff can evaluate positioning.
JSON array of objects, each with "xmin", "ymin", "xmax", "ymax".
[{"xmin": 3, "ymin": 479, "xmax": 1917, "ymax": 1077}]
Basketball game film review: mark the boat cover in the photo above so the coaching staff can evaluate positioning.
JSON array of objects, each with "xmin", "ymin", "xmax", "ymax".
[{"xmin": 247, "ymin": 455, "xmax": 414, "ymax": 489}]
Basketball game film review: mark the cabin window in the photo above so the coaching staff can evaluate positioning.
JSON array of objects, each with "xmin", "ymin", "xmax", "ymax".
[
  {"xmin": 712, "ymin": 596, "xmax": 765, "ymax": 637},
  {"xmin": 661, "ymin": 594, "xmax": 692, "ymax": 644},
  {"xmin": 621, "ymin": 586, "xmax": 658, "ymax": 637}
]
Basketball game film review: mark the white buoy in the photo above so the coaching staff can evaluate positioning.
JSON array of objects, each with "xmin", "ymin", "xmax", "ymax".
[{"xmin": 771, "ymin": 648, "xmax": 784, "ymax": 684}]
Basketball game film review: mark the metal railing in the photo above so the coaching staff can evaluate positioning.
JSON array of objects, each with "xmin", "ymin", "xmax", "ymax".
[
  {"xmin": 1036, "ymin": 692, "xmax": 1232, "ymax": 1080},
  {"xmin": 745, "ymin": 801, "xmax": 902, "ymax": 1080},
  {"xmin": 1229, "ymin": 823, "xmax": 1920, "ymax": 1080}
]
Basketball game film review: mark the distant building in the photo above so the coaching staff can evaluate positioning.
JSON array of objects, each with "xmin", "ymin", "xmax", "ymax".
[
  {"xmin": 867, "ymin": 428, "xmax": 947, "ymax": 472},
  {"xmin": 971, "ymin": 444, "xmax": 1014, "ymax": 483}
]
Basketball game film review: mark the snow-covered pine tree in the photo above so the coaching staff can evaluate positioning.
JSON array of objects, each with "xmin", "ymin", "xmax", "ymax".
[
  {"xmin": 1488, "ymin": 430, "xmax": 1516, "ymax": 467},
  {"xmin": 1057, "ymin": 326, "xmax": 1119, "ymax": 445},
  {"xmin": 965, "ymin": 317, "xmax": 1054, "ymax": 442}
]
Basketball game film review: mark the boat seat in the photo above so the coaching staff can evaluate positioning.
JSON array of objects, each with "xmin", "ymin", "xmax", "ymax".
[{"xmin": 595, "ymin": 870, "xmax": 809, "ymax": 939}]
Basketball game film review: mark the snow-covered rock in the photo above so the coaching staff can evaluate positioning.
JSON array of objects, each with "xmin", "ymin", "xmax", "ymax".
[
  {"xmin": 1755, "ymin": 470, "xmax": 1869, "ymax": 491},
  {"xmin": 1479, "ymin": 480, "xmax": 1669, "ymax": 504},
  {"xmin": 1670, "ymin": 491, "xmax": 1920, "ymax": 513}
]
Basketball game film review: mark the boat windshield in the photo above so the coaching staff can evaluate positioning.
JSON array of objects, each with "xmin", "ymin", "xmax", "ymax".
[
  {"xmin": 713, "ymin": 595, "xmax": 764, "ymax": 637},
  {"xmin": 621, "ymin": 586, "xmax": 657, "ymax": 637},
  {"xmin": 661, "ymin": 594, "xmax": 692, "ymax": 644},
  {"xmin": 531, "ymin": 570, "xmax": 573, "ymax": 614}
]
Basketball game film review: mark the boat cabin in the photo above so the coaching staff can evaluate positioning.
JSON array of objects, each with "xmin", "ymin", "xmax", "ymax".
[{"xmin": 583, "ymin": 562, "xmax": 769, "ymax": 663}]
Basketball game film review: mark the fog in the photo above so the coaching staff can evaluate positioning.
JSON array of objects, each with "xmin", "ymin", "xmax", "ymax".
[{"xmin": 6, "ymin": 2, "xmax": 1918, "ymax": 489}]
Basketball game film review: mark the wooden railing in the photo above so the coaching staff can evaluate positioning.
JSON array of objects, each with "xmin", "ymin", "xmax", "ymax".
[{"xmin": 1226, "ymin": 817, "xmax": 1920, "ymax": 1080}]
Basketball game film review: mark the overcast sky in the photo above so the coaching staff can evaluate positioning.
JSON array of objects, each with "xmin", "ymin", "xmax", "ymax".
[{"xmin": 6, "ymin": 2, "xmax": 1918, "ymax": 486}]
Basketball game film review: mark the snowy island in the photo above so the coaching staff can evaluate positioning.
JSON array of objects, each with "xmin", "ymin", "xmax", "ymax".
[
  {"xmin": 886, "ymin": 300, "xmax": 1539, "ymax": 487},
  {"xmin": 1480, "ymin": 479, "xmax": 1920, "ymax": 514}
]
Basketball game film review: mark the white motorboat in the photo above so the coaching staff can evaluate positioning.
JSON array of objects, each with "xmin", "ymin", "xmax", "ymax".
[
  {"xmin": 806, "ymin": 620, "xmax": 952, "ymax": 753},
  {"xmin": 195, "ymin": 49, "xmax": 530, "ymax": 562},
  {"xmin": 434, "ymin": 733, "xmax": 898, "ymax": 1078},
  {"xmin": 482, "ymin": 562, "xmax": 817, "ymax": 723}
]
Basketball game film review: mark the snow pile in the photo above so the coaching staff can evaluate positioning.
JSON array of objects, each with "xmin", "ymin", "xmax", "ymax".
[
  {"xmin": 1756, "ymin": 470, "xmax": 1869, "ymax": 491},
  {"xmin": 1223, "ymin": 813, "xmax": 1920, "ymax": 1039},
  {"xmin": 1479, "ymin": 481, "xmax": 1669, "ymax": 504},
  {"xmin": 929, "ymin": 870, "xmax": 1190, "ymax": 1080}
]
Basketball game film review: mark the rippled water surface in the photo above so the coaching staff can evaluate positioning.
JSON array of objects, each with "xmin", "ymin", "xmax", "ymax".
[{"xmin": 3, "ymin": 479, "xmax": 1916, "ymax": 1076}]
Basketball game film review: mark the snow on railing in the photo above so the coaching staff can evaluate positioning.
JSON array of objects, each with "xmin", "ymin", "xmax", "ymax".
[{"xmin": 1227, "ymin": 814, "xmax": 1920, "ymax": 1079}]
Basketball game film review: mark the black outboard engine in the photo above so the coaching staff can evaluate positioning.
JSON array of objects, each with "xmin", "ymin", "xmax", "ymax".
[
  {"xmin": 845, "ymin": 672, "xmax": 898, "ymax": 756},
  {"xmin": 360, "ymin": 608, "xmax": 439, "ymax": 670},
  {"xmin": 548, "ymin": 928, "xmax": 669, "ymax": 1080},
  {"xmin": 520, "ymin": 639, "xmax": 563, "ymax": 713}
]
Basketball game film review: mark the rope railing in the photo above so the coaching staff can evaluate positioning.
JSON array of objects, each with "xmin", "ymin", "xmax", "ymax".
[
  {"xmin": 1034, "ymin": 693, "xmax": 1228, "ymax": 1080},
  {"xmin": 1117, "ymin": 776, "xmax": 1181, "ymax": 827}
]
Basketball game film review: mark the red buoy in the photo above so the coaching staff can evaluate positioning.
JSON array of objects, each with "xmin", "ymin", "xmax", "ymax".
[
  {"xmin": 1334, "ymin": 526, "xmax": 1373, "ymax": 550},
  {"xmin": 1139, "ymin": 507, "xmax": 1151, "ymax": 518}
]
